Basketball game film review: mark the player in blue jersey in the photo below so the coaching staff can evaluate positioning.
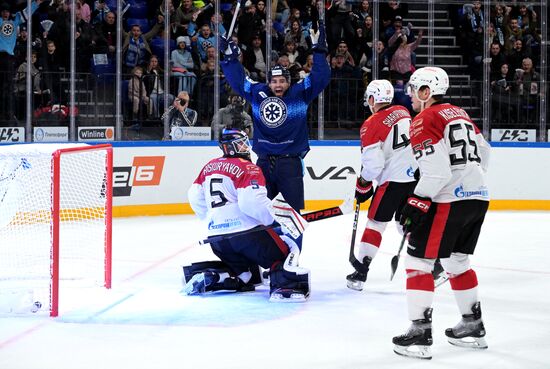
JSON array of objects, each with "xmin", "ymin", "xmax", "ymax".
[
  {"xmin": 0, "ymin": 0, "xmax": 43, "ymax": 120},
  {"xmin": 218, "ymin": 21, "xmax": 331, "ymax": 249}
]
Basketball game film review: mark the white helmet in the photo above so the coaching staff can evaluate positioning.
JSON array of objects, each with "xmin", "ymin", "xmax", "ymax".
[
  {"xmin": 363, "ymin": 79, "xmax": 394, "ymax": 108},
  {"xmin": 407, "ymin": 66, "xmax": 449, "ymax": 98}
]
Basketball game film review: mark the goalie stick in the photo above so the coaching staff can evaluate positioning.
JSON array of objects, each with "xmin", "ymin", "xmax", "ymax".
[{"xmin": 200, "ymin": 196, "xmax": 353, "ymax": 245}]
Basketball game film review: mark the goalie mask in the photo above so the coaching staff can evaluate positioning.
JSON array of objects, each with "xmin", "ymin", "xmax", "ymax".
[
  {"xmin": 406, "ymin": 66, "xmax": 449, "ymax": 100},
  {"xmin": 219, "ymin": 128, "xmax": 251, "ymax": 159},
  {"xmin": 364, "ymin": 79, "xmax": 394, "ymax": 112}
]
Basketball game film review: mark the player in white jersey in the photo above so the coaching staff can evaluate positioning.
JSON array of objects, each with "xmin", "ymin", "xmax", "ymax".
[
  {"xmin": 184, "ymin": 129, "xmax": 310, "ymax": 302},
  {"xmin": 346, "ymin": 79, "xmax": 417, "ymax": 291},
  {"xmin": 392, "ymin": 67, "xmax": 491, "ymax": 359}
]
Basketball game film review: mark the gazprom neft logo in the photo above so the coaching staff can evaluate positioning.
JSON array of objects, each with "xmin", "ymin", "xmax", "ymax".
[
  {"xmin": 454, "ymin": 184, "xmax": 489, "ymax": 198},
  {"xmin": 207, "ymin": 218, "xmax": 242, "ymax": 230},
  {"xmin": 259, "ymin": 97, "xmax": 287, "ymax": 128}
]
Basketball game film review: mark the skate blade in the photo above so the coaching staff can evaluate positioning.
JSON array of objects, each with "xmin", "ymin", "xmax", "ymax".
[
  {"xmin": 269, "ymin": 292, "xmax": 308, "ymax": 303},
  {"xmin": 447, "ymin": 336, "xmax": 488, "ymax": 349},
  {"xmin": 393, "ymin": 344, "xmax": 432, "ymax": 360},
  {"xmin": 346, "ymin": 279, "xmax": 364, "ymax": 291}
]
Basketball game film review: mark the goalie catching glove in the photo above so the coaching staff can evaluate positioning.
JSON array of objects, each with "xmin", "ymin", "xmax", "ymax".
[
  {"xmin": 355, "ymin": 177, "xmax": 373, "ymax": 204},
  {"xmin": 398, "ymin": 195, "xmax": 432, "ymax": 232}
]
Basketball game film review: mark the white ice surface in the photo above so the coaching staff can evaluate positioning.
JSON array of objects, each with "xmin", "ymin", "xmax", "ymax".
[{"xmin": 1, "ymin": 211, "xmax": 549, "ymax": 369}]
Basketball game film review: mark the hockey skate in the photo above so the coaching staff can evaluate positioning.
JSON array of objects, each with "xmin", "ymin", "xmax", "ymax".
[
  {"xmin": 346, "ymin": 257, "xmax": 371, "ymax": 291},
  {"xmin": 269, "ymin": 288, "xmax": 309, "ymax": 303},
  {"xmin": 181, "ymin": 271, "xmax": 219, "ymax": 295},
  {"xmin": 393, "ymin": 308, "xmax": 433, "ymax": 360},
  {"xmin": 445, "ymin": 302, "xmax": 488, "ymax": 349},
  {"xmin": 432, "ymin": 258, "xmax": 449, "ymax": 287}
]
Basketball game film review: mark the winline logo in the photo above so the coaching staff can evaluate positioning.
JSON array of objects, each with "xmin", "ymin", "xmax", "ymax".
[{"xmin": 78, "ymin": 127, "xmax": 114, "ymax": 141}]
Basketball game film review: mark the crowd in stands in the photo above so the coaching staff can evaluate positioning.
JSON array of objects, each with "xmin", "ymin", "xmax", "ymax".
[{"xmin": 0, "ymin": 0, "xmax": 544, "ymax": 133}]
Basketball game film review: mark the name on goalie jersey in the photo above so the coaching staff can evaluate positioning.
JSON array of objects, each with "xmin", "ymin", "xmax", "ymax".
[{"xmin": 259, "ymin": 97, "xmax": 287, "ymax": 128}]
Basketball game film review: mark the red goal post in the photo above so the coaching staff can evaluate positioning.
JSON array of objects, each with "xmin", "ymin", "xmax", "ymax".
[{"xmin": 0, "ymin": 144, "xmax": 112, "ymax": 317}]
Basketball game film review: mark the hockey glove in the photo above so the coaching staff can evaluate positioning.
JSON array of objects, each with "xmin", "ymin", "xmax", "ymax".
[
  {"xmin": 399, "ymin": 195, "xmax": 432, "ymax": 232},
  {"xmin": 310, "ymin": 20, "xmax": 328, "ymax": 54},
  {"xmin": 218, "ymin": 36, "xmax": 241, "ymax": 62},
  {"xmin": 355, "ymin": 177, "xmax": 373, "ymax": 204}
]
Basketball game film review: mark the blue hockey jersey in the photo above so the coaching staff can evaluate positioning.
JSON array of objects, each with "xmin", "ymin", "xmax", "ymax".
[
  {"xmin": 0, "ymin": 2, "xmax": 39, "ymax": 55},
  {"xmin": 221, "ymin": 52, "xmax": 330, "ymax": 157}
]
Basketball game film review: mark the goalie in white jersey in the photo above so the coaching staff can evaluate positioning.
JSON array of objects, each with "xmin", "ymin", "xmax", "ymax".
[
  {"xmin": 392, "ymin": 67, "xmax": 491, "ymax": 359},
  {"xmin": 184, "ymin": 129, "xmax": 310, "ymax": 302},
  {"xmin": 346, "ymin": 79, "xmax": 417, "ymax": 291}
]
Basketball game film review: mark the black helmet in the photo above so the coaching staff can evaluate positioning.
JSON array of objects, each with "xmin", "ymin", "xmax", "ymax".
[
  {"xmin": 219, "ymin": 128, "xmax": 251, "ymax": 159},
  {"xmin": 268, "ymin": 65, "xmax": 290, "ymax": 83}
]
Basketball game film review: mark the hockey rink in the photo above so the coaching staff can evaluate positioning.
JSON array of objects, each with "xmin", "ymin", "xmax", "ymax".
[{"xmin": 0, "ymin": 210, "xmax": 549, "ymax": 369}]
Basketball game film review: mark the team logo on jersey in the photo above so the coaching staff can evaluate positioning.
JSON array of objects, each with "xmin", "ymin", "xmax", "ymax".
[
  {"xmin": 259, "ymin": 97, "xmax": 287, "ymax": 128},
  {"xmin": 454, "ymin": 184, "xmax": 489, "ymax": 198},
  {"xmin": 406, "ymin": 166, "xmax": 415, "ymax": 177},
  {"xmin": 1, "ymin": 22, "xmax": 14, "ymax": 37}
]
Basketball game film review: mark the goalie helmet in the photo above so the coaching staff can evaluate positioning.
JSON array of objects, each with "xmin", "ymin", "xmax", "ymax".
[
  {"xmin": 268, "ymin": 65, "xmax": 291, "ymax": 83},
  {"xmin": 219, "ymin": 128, "xmax": 251, "ymax": 159},
  {"xmin": 407, "ymin": 66, "xmax": 449, "ymax": 98},
  {"xmin": 364, "ymin": 79, "xmax": 394, "ymax": 108}
]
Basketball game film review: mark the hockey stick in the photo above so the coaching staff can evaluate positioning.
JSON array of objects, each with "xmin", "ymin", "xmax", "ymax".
[
  {"xmin": 226, "ymin": 0, "xmax": 241, "ymax": 38},
  {"xmin": 348, "ymin": 202, "xmax": 369, "ymax": 273},
  {"xmin": 390, "ymin": 222, "xmax": 410, "ymax": 281},
  {"xmin": 302, "ymin": 195, "xmax": 354, "ymax": 222}
]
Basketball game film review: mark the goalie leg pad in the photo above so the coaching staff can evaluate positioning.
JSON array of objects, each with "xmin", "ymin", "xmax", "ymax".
[
  {"xmin": 182, "ymin": 261, "xmax": 263, "ymax": 286},
  {"xmin": 269, "ymin": 261, "xmax": 310, "ymax": 302}
]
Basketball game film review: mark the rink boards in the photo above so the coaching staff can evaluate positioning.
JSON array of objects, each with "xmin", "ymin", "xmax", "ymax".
[{"xmin": 104, "ymin": 141, "xmax": 550, "ymax": 216}]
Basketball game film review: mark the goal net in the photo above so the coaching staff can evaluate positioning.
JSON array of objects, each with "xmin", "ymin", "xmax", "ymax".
[{"xmin": 0, "ymin": 143, "xmax": 112, "ymax": 317}]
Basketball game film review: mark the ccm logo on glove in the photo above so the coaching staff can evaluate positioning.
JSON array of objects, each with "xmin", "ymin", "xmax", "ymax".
[{"xmin": 407, "ymin": 197, "xmax": 431, "ymax": 212}]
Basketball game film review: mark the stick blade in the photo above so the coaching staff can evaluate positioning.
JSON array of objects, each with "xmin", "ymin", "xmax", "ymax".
[{"xmin": 390, "ymin": 255, "xmax": 399, "ymax": 280}]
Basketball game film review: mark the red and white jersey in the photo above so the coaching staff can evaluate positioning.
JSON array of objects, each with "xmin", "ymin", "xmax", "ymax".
[
  {"xmin": 359, "ymin": 105, "xmax": 417, "ymax": 185},
  {"xmin": 188, "ymin": 156, "xmax": 274, "ymax": 236},
  {"xmin": 410, "ymin": 103, "xmax": 490, "ymax": 203}
]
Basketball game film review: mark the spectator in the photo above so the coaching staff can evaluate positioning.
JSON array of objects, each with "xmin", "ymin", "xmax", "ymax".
[
  {"xmin": 506, "ymin": 38, "xmax": 530, "ymax": 72},
  {"xmin": 489, "ymin": 41, "xmax": 505, "ymax": 77},
  {"xmin": 195, "ymin": 24, "xmax": 216, "ymax": 62},
  {"xmin": 380, "ymin": 0, "xmax": 408, "ymax": 26},
  {"xmin": 355, "ymin": 15, "xmax": 373, "ymax": 67},
  {"xmin": 388, "ymin": 28, "xmax": 423, "ymax": 83},
  {"xmin": 128, "ymin": 66, "xmax": 150, "ymax": 120},
  {"xmin": 276, "ymin": 54, "xmax": 300, "ymax": 83},
  {"xmin": 273, "ymin": 0, "xmax": 291, "ymax": 26},
  {"xmin": 328, "ymin": 52, "xmax": 362, "ymax": 122},
  {"xmin": 171, "ymin": 35, "xmax": 197, "ymax": 96},
  {"xmin": 40, "ymin": 40, "xmax": 64, "ymax": 104},
  {"xmin": 70, "ymin": 0, "xmax": 91, "ymax": 23},
  {"xmin": 13, "ymin": 24, "xmax": 35, "ymax": 68},
  {"xmin": 200, "ymin": 45, "xmax": 216, "ymax": 73},
  {"xmin": 92, "ymin": 11, "xmax": 117, "ymax": 57},
  {"xmin": 122, "ymin": 20, "xmax": 162, "ymax": 73},
  {"xmin": 174, "ymin": 0, "xmax": 199, "ymax": 37},
  {"xmin": 491, "ymin": 63, "xmax": 513, "ymax": 124},
  {"xmin": 284, "ymin": 18, "xmax": 309, "ymax": 53},
  {"xmin": 166, "ymin": 91, "xmax": 199, "ymax": 135},
  {"xmin": 73, "ymin": 8, "xmax": 94, "ymax": 72},
  {"xmin": 334, "ymin": 40, "xmax": 356, "ymax": 67},
  {"xmin": 243, "ymin": 34, "xmax": 267, "ymax": 81},
  {"xmin": 513, "ymin": 57, "xmax": 539, "ymax": 125},
  {"xmin": 353, "ymin": 0, "xmax": 371, "ymax": 29},
  {"xmin": 91, "ymin": 0, "xmax": 111, "ymax": 25},
  {"xmin": 211, "ymin": 94, "xmax": 253, "ymax": 138},
  {"xmin": 328, "ymin": 0, "xmax": 355, "ymax": 51},
  {"xmin": 144, "ymin": 55, "xmax": 175, "ymax": 119},
  {"xmin": 238, "ymin": 1, "xmax": 263, "ymax": 47},
  {"xmin": 364, "ymin": 40, "xmax": 390, "ymax": 80},
  {"xmin": 0, "ymin": 0, "xmax": 43, "ymax": 121},
  {"xmin": 14, "ymin": 51, "xmax": 48, "ymax": 118},
  {"xmin": 491, "ymin": 4, "xmax": 505, "ymax": 47},
  {"xmin": 282, "ymin": 39, "xmax": 303, "ymax": 67},
  {"xmin": 298, "ymin": 53, "xmax": 313, "ymax": 80}
]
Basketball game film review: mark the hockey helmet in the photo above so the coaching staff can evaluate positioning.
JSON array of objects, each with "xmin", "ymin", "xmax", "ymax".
[
  {"xmin": 406, "ymin": 66, "xmax": 449, "ymax": 98},
  {"xmin": 268, "ymin": 65, "xmax": 291, "ymax": 83},
  {"xmin": 364, "ymin": 79, "xmax": 394, "ymax": 108},
  {"xmin": 219, "ymin": 128, "xmax": 251, "ymax": 159}
]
